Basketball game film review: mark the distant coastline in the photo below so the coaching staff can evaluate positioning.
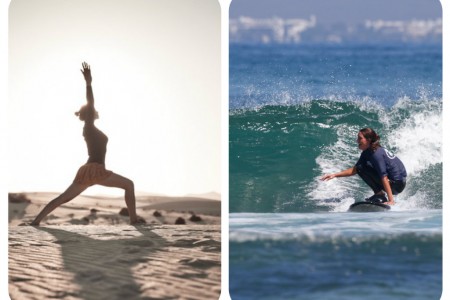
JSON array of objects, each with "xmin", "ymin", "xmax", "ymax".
[{"xmin": 230, "ymin": 16, "xmax": 442, "ymax": 45}]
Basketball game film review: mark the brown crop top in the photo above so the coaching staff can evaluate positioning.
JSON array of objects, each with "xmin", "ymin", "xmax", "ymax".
[{"xmin": 83, "ymin": 124, "xmax": 108, "ymax": 165}]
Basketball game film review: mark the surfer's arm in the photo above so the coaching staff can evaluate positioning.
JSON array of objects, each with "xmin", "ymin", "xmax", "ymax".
[
  {"xmin": 321, "ymin": 166, "xmax": 357, "ymax": 181},
  {"xmin": 382, "ymin": 176, "xmax": 395, "ymax": 205}
]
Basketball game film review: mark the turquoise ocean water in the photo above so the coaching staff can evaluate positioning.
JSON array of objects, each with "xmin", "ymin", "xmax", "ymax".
[{"xmin": 229, "ymin": 44, "xmax": 442, "ymax": 299}]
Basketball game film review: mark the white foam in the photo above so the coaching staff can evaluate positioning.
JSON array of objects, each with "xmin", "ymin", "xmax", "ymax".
[
  {"xmin": 386, "ymin": 103, "xmax": 442, "ymax": 176},
  {"xmin": 310, "ymin": 98, "xmax": 442, "ymax": 212},
  {"xmin": 309, "ymin": 121, "xmax": 364, "ymax": 210},
  {"xmin": 230, "ymin": 211, "xmax": 442, "ymax": 242}
]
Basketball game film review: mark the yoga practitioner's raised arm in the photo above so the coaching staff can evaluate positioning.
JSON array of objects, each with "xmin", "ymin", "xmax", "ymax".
[{"xmin": 81, "ymin": 62, "xmax": 94, "ymax": 105}]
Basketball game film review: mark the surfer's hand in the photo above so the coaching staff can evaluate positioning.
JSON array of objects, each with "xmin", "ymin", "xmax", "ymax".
[
  {"xmin": 321, "ymin": 174, "xmax": 335, "ymax": 181},
  {"xmin": 386, "ymin": 201, "xmax": 395, "ymax": 206}
]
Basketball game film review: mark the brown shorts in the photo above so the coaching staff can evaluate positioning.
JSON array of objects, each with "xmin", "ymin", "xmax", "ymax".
[{"xmin": 73, "ymin": 163, "xmax": 113, "ymax": 186}]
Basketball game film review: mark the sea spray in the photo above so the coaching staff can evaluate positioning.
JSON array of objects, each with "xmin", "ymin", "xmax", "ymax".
[
  {"xmin": 230, "ymin": 42, "xmax": 442, "ymax": 300},
  {"xmin": 230, "ymin": 98, "xmax": 442, "ymax": 212}
]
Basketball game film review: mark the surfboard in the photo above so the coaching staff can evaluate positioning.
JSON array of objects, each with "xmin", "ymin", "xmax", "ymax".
[{"xmin": 348, "ymin": 201, "xmax": 391, "ymax": 212}]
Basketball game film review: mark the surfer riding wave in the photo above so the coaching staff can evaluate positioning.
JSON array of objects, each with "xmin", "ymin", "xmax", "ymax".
[{"xmin": 321, "ymin": 127, "xmax": 407, "ymax": 206}]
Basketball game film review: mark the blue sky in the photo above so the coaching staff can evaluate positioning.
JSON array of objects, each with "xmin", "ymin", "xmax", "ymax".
[{"xmin": 230, "ymin": 0, "xmax": 442, "ymax": 24}]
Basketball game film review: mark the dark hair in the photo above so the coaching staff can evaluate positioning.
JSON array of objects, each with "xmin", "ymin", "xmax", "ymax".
[
  {"xmin": 359, "ymin": 127, "xmax": 381, "ymax": 151},
  {"xmin": 75, "ymin": 104, "xmax": 98, "ymax": 121}
]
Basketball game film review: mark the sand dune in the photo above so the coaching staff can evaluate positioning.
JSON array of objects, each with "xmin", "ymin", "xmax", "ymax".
[
  {"xmin": 8, "ymin": 192, "xmax": 221, "ymax": 300},
  {"xmin": 9, "ymin": 192, "xmax": 221, "ymax": 226}
]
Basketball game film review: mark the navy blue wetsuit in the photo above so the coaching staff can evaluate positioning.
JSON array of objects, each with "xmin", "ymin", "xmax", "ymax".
[{"xmin": 355, "ymin": 147, "xmax": 407, "ymax": 195}]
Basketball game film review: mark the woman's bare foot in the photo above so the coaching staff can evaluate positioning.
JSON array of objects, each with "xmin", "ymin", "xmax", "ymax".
[{"xmin": 130, "ymin": 216, "xmax": 146, "ymax": 225}]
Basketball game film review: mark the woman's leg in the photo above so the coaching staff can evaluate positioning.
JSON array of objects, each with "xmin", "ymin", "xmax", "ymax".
[
  {"xmin": 357, "ymin": 164, "xmax": 407, "ymax": 194},
  {"xmin": 97, "ymin": 173, "xmax": 139, "ymax": 224},
  {"xmin": 356, "ymin": 164, "xmax": 384, "ymax": 194},
  {"xmin": 390, "ymin": 180, "xmax": 406, "ymax": 195},
  {"xmin": 31, "ymin": 183, "xmax": 88, "ymax": 225}
]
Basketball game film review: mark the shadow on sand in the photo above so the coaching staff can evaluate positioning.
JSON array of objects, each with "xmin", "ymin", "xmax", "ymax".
[{"xmin": 36, "ymin": 225, "xmax": 167, "ymax": 300}]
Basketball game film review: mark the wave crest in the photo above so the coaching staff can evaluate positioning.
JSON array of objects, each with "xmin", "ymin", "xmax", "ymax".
[{"xmin": 230, "ymin": 98, "xmax": 442, "ymax": 212}]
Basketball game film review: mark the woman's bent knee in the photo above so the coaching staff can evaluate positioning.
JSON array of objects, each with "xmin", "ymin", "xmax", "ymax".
[
  {"xmin": 117, "ymin": 176, "xmax": 134, "ymax": 191},
  {"xmin": 99, "ymin": 173, "xmax": 134, "ymax": 190},
  {"xmin": 125, "ymin": 178, "xmax": 134, "ymax": 191}
]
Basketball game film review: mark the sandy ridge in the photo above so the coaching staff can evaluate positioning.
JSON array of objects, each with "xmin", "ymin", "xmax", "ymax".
[
  {"xmin": 9, "ymin": 192, "xmax": 221, "ymax": 300},
  {"xmin": 9, "ymin": 225, "xmax": 221, "ymax": 300}
]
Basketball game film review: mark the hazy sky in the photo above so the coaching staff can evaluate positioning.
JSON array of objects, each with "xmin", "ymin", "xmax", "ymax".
[
  {"xmin": 8, "ymin": 0, "xmax": 221, "ymax": 196},
  {"xmin": 2, "ymin": 0, "xmax": 446, "ymax": 197},
  {"xmin": 230, "ymin": 0, "xmax": 442, "ymax": 24}
]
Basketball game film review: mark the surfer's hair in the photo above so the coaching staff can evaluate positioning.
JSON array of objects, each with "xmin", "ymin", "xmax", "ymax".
[{"xmin": 359, "ymin": 127, "xmax": 381, "ymax": 151}]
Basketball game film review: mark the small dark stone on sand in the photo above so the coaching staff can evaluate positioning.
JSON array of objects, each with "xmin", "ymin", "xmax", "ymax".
[
  {"xmin": 119, "ymin": 208, "xmax": 129, "ymax": 216},
  {"xmin": 9, "ymin": 193, "xmax": 31, "ymax": 203},
  {"xmin": 175, "ymin": 217, "xmax": 186, "ymax": 225},
  {"xmin": 189, "ymin": 214, "xmax": 202, "ymax": 222}
]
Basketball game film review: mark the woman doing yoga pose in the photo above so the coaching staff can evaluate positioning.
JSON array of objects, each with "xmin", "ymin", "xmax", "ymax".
[{"xmin": 31, "ymin": 62, "xmax": 142, "ymax": 225}]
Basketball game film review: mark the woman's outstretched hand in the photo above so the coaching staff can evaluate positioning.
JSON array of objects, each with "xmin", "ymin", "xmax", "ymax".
[
  {"xmin": 81, "ymin": 62, "xmax": 92, "ymax": 85},
  {"xmin": 321, "ymin": 174, "xmax": 336, "ymax": 181}
]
